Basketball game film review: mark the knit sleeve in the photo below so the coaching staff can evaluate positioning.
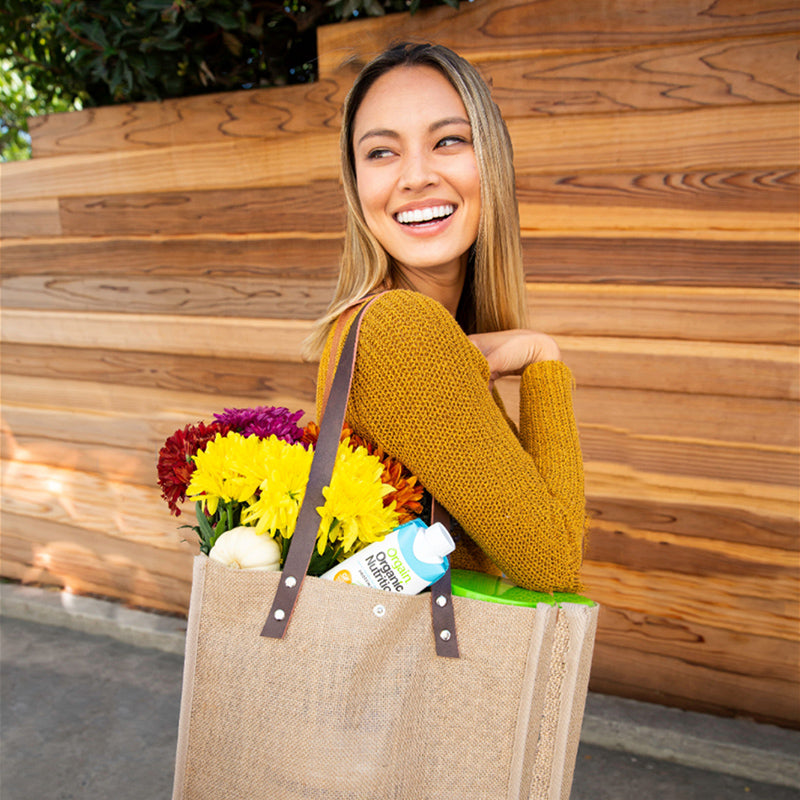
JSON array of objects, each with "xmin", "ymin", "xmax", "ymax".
[{"xmin": 321, "ymin": 290, "xmax": 585, "ymax": 593}]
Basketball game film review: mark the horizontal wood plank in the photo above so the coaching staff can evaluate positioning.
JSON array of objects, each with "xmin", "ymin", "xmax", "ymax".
[
  {"xmin": 0, "ymin": 131, "xmax": 341, "ymax": 202},
  {"xmin": 57, "ymin": 182, "xmax": 346, "ymax": 236},
  {"xmin": 584, "ymin": 460, "xmax": 798, "ymax": 520},
  {"xmin": 587, "ymin": 495, "xmax": 799, "ymax": 554},
  {"xmin": 483, "ymin": 35, "xmax": 800, "ymax": 118},
  {"xmin": 1, "ymin": 374, "xmax": 312, "ymax": 435},
  {"xmin": 518, "ymin": 201, "xmax": 797, "ymax": 241},
  {"xmin": 16, "ymin": 167, "xmax": 792, "ymax": 239},
  {"xmin": 0, "ymin": 199, "xmax": 62, "ymax": 238},
  {"xmin": 0, "ymin": 235, "xmax": 342, "ymax": 280},
  {"xmin": 317, "ymin": 0, "xmax": 800, "ymax": 75},
  {"xmin": 517, "ymin": 169, "xmax": 799, "ymax": 213},
  {"xmin": 530, "ymin": 284, "xmax": 800, "ymax": 347},
  {"xmin": 509, "ymin": 103, "xmax": 799, "ymax": 177},
  {"xmin": 575, "ymin": 386, "xmax": 799, "ymax": 449},
  {"xmin": 523, "ymin": 237, "xmax": 800, "ymax": 287},
  {"xmin": 29, "ymin": 80, "xmax": 344, "ymax": 158},
  {"xmin": 1, "ymin": 344, "xmax": 319, "ymax": 401},
  {"xmin": 589, "ymin": 608, "xmax": 799, "ymax": 726},
  {"xmin": 4, "ymin": 234, "xmax": 798, "ymax": 290},
  {"xmin": 6, "ymin": 104, "xmax": 797, "ymax": 202},
  {"xmin": 0, "ymin": 512, "xmax": 193, "ymax": 615},
  {"xmin": 1, "ymin": 309, "xmax": 314, "ymax": 361}
]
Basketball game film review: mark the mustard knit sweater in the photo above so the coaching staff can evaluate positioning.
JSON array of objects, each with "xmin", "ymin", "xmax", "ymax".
[{"xmin": 316, "ymin": 290, "xmax": 585, "ymax": 593}]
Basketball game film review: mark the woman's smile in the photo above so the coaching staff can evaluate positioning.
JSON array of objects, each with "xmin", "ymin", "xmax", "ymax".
[{"xmin": 352, "ymin": 65, "xmax": 481, "ymax": 286}]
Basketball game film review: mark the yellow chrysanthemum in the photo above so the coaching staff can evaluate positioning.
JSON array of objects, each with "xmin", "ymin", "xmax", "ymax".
[
  {"xmin": 240, "ymin": 438, "xmax": 398, "ymax": 557},
  {"xmin": 315, "ymin": 442, "xmax": 398, "ymax": 555},
  {"xmin": 186, "ymin": 432, "xmax": 264, "ymax": 515},
  {"xmin": 240, "ymin": 438, "xmax": 314, "ymax": 535}
]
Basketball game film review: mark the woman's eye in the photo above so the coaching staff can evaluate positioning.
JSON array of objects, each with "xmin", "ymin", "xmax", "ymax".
[
  {"xmin": 366, "ymin": 147, "xmax": 394, "ymax": 160},
  {"xmin": 436, "ymin": 135, "xmax": 467, "ymax": 149}
]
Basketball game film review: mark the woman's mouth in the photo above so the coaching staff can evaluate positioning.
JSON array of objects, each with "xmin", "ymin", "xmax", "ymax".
[{"xmin": 394, "ymin": 204, "xmax": 455, "ymax": 226}]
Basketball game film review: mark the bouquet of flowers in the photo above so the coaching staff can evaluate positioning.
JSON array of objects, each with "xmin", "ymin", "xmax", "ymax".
[{"xmin": 157, "ymin": 406, "xmax": 424, "ymax": 576}]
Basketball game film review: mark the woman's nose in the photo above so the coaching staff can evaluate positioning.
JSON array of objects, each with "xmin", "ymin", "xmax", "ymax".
[{"xmin": 399, "ymin": 151, "xmax": 438, "ymax": 191}]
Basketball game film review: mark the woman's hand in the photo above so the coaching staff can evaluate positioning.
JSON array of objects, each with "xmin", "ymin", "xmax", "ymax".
[{"xmin": 468, "ymin": 329, "xmax": 561, "ymax": 386}]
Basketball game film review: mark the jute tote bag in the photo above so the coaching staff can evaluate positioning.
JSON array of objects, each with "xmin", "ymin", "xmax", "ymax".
[{"xmin": 172, "ymin": 300, "xmax": 598, "ymax": 800}]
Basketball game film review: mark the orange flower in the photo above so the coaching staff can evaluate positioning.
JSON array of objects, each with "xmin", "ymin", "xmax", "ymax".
[{"xmin": 302, "ymin": 422, "xmax": 424, "ymax": 524}]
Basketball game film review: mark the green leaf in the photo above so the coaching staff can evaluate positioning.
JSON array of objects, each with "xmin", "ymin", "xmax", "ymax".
[
  {"xmin": 205, "ymin": 10, "xmax": 240, "ymax": 29},
  {"xmin": 195, "ymin": 502, "xmax": 216, "ymax": 553}
]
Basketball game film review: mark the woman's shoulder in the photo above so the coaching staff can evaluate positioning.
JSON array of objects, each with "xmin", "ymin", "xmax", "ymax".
[{"xmin": 363, "ymin": 289, "xmax": 458, "ymax": 331}]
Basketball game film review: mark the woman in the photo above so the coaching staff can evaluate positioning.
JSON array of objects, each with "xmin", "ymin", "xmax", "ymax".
[{"xmin": 305, "ymin": 42, "xmax": 585, "ymax": 593}]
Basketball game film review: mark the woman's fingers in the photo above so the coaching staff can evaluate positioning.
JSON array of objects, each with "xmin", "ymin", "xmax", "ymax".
[{"xmin": 469, "ymin": 330, "xmax": 561, "ymax": 381}]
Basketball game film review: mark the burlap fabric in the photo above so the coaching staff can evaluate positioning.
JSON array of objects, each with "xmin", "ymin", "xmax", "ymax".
[{"xmin": 172, "ymin": 556, "xmax": 597, "ymax": 799}]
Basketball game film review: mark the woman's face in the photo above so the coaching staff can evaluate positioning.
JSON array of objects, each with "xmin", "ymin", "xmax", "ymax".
[{"xmin": 352, "ymin": 65, "xmax": 481, "ymax": 282}]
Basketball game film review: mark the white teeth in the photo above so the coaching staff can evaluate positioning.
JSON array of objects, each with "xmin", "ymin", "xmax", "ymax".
[{"xmin": 396, "ymin": 204, "xmax": 454, "ymax": 224}]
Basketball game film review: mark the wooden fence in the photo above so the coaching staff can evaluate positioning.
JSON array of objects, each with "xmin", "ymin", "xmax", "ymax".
[{"xmin": 1, "ymin": 0, "xmax": 798, "ymax": 727}]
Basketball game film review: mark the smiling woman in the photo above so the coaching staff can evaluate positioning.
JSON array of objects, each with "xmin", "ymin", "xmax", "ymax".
[{"xmin": 304, "ymin": 42, "xmax": 584, "ymax": 593}]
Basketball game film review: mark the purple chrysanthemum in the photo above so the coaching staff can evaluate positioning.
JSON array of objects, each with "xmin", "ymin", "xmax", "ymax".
[{"xmin": 213, "ymin": 406, "xmax": 305, "ymax": 444}]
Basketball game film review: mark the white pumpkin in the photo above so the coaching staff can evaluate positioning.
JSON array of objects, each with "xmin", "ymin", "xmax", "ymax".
[{"xmin": 208, "ymin": 526, "xmax": 281, "ymax": 571}]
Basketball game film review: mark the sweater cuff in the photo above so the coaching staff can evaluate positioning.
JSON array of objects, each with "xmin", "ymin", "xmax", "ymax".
[{"xmin": 519, "ymin": 361, "xmax": 577, "ymax": 442}]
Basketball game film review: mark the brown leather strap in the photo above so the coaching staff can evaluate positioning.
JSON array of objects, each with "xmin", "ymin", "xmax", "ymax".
[
  {"xmin": 261, "ymin": 297, "xmax": 378, "ymax": 640},
  {"xmin": 320, "ymin": 291, "xmax": 386, "ymax": 418},
  {"xmin": 430, "ymin": 500, "xmax": 460, "ymax": 658},
  {"xmin": 261, "ymin": 294, "xmax": 460, "ymax": 659},
  {"xmin": 320, "ymin": 305, "xmax": 362, "ymax": 422}
]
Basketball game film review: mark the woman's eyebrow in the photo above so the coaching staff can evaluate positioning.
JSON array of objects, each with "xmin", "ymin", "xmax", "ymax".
[
  {"xmin": 356, "ymin": 116, "xmax": 471, "ymax": 147},
  {"xmin": 429, "ymin": 116, "xmax": 470, "ymax": 132},
  {"xmin": 356, "ymin": 128, "xmax": 399, "ymax": 146}
]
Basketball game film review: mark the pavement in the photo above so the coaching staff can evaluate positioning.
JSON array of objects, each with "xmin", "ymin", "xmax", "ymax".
[{"xmin": 1, "ymin": 581, "xmax": 799, "ymax": 800}]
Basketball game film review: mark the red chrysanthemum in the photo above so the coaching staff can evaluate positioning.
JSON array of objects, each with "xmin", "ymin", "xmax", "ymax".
[
  {"xmin": 302, "ymin": 422, "xmax": 424, "ymax": 524},
  {"xmin": 157, "ymin": 421, "xmax": 229, "ymax": 516}
]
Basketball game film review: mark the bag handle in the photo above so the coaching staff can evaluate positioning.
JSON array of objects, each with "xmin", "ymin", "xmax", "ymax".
[{"xmin": 261, "ymin": 297, "xmax": 460, "ymax": 658}]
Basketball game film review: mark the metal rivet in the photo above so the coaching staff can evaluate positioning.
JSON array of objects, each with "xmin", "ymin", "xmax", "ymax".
[
  {"xmin": 373, "ymin": 605, "xmax": 386, "ymax": 618},
  {"xmin": 439, "ymin": 629, "xmax": 452, "ymax": 641},
  {"xmin": 435, "ymin": 595, "xmax": 448, "ymax": 607},
  {"xmin": 273, "ymin": 609, "xmax": 285, "ymax": 621},
  {"xmin": 284, "ymin": 576, "xmax": 297, "ymax": 588}
]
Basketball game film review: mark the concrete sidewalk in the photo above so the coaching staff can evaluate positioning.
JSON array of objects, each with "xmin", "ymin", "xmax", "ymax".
[{"xmin": 2, "ymin": 581, "xmax": 799, "ymax": 799}]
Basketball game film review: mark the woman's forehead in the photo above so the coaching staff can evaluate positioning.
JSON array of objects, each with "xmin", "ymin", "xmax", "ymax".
[{"xmin": 353, "ymin": 66, "xmax": 468, "ymax": 136}]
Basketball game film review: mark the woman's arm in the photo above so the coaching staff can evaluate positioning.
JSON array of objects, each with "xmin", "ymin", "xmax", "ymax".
[{"xmin": 320, "ymin": 290, "xmax": 585, "ymax": 593}]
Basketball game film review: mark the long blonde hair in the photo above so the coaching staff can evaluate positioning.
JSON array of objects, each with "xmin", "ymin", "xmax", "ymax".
[{"xmin": 303, "ymin": 42, "xmax": 527, "ymax": 359}]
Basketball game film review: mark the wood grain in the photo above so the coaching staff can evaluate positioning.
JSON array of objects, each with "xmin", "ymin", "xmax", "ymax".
[
  {"xmin": 317, "ymin": 0, "xmax": 800, "ymax": 75},
  {"xmin": 6, "ymin": 103, "xmax": 796, "ymax": 202},
  {"xmin": 516, "ymin": 170, "xmax": 799, "ymax": 213},
  {"xmin": 0, "ymin": 199, "xmax": 62, "ymax": 237},
  {"xmin": 529, "ymin": 285, "xmax": 800, "ymax": 346},
  {"xmin": 28, "ymin": 80, "xmax": 344, "ymax": 158},
  {"xmin": 0, "ymin": 512, "xmax": 193, "ymax": 615},
  {"xmin": 586, "ymin": 495, "xmax": 799, "ymax": 553},
  {"xmin": 57, "ymin": 182, "xmax": 346, "ymax": 236},
  {"xmin": 3, "ymin": 0, "xmax": 799, "ymax": 727},
  {"xmin": 522, "ymin": 237, "xmax": 800, "ymax": 287},
  {"xmin": 0, "ymin": 235, "xmax": 342, "ymax": 279},
  {"xmin": 4, "ymin": 236, "xmax": 798, "ymax": 295},
  {"xmin": 1, "ymin": 309, "xmax": 315, "ymax": 361},
  {"xmin": 1, "ymin": 343, "xmax": 319, "ymax": 400},
  {"xmin": 589, "ymin": 609, "xmax": 799, "ymax": 726},
  {"xmin": 27, "ymin": 33, "xmax": 799, "ymax": 158},
  {"xmin": 481, "ymin": 35, "xmax": 800, "ymax": 118},
  {"xmin": 0, "ymin": 131, "xmax": 341, "ymax": 202},
  {"xmin": 518, "ymin": 201, "xmax": 797, "ymax": 241}
]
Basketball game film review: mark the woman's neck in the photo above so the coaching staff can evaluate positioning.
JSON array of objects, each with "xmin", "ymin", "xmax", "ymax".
[{"xmin": 393, "ymin": 256, "xmax": 467, "ymax": 317}]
